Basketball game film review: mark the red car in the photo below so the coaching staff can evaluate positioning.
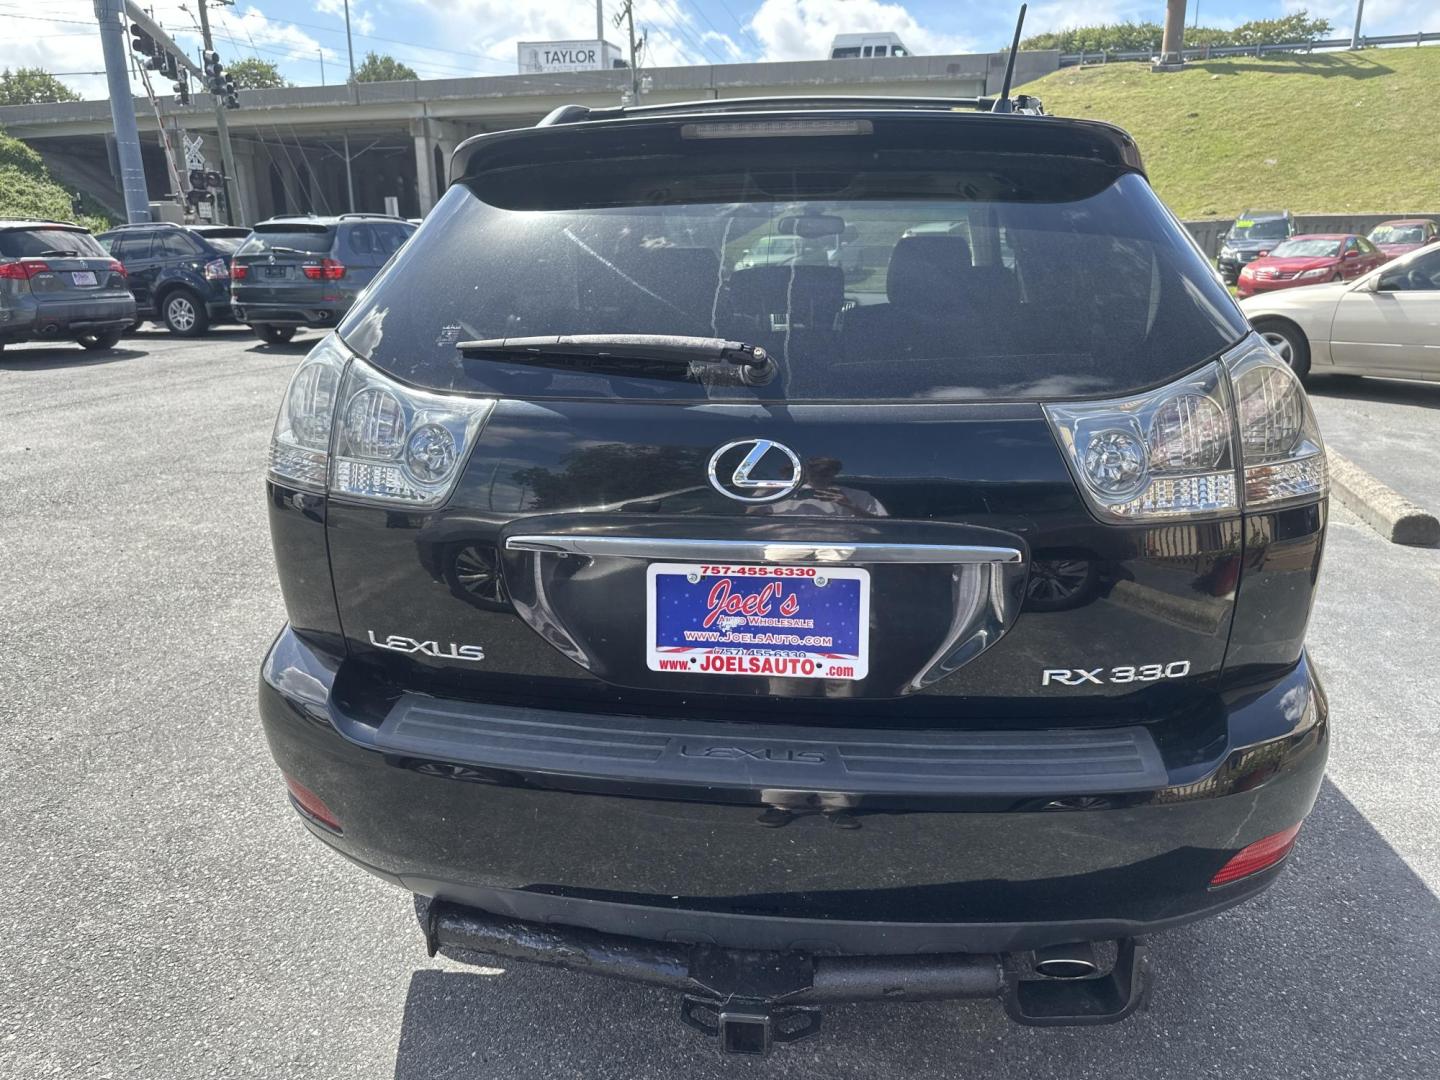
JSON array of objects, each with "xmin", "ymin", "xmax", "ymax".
[
  {"xmin": 1236, "ymin": 233, "xmax": 1386, "ymax": 297},
  {"xmin": 1366, "ymin": 218, "xmax": 1439, "ymax": 259}
]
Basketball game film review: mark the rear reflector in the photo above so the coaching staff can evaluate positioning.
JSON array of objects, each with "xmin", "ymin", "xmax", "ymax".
[
  {"xmin": 1210, "ymin": 823, "xmax": 1302, "ymax": 887},
  {"xmin": 283, "ymin": 774, "xmax": 343, "ymax": 833}
]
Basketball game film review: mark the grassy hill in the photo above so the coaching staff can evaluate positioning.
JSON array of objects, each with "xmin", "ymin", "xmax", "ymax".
[
  {"xmin": 1028, "ymin": 47, "xmax": 1440, "ymax": 218},
  {"xmin": 0, "ymin": 130, "xmax": 111, "ymax": 230}
]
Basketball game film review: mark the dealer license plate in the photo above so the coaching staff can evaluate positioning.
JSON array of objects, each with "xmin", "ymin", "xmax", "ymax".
[{"xmin": 646, "ymin": 563, "xmax": 869, "ymax": 680}]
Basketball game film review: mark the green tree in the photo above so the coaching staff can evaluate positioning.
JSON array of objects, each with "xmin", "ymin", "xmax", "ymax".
[
  {"xmin": 0, "ymin": 67, "xmax": 82, "ymax": 106},
  {"xmin": 350, "ymin": 52, "xmax": 418, "ymax": 83},
  {"xmin": 1021, "ymin": 9, "xmax": 1332, "ymax": 54},
  {"xmin": 227, "ymin": 58, "xmax": 290, "ymax": 90}
]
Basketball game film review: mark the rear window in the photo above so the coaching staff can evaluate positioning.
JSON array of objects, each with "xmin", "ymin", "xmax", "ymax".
[
  {"xmin": 1271, "ymin": 239, "xmax": 1341, "ymax": 258},
  {"xmin": 1368, "ymin": 224, "xmax": 1426, "ymax": 245},
  {"xmin": 1228, "ymin": 219, "xmax": 1288, "ymax": 241},
  {"xmin": 237, "ymin": 225, "xmax": 334, "ymax": 255},
  {"xmin": 205, "ymin": 236, "xmax": 244, "ymax": 254},
  {"xmin": 340, "ymin": 125, "xmax": 1246, "ymax": 403},
  {"xmin": 0, "ymin": 228, "xmax": 106, "ymax": 258}
]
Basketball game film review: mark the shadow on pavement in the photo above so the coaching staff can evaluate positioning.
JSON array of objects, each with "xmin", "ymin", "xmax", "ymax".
[
  {"xmin": 0, "ymin": 345, "xmax": 145, "ymax": 371},
  {"xmin": 1308, "ymin": 375, "xmax": 1440, "ymax": 412},
  {"xmin": 390, "ymin": 779, "xmax": 1438, "ymax": 1079}
]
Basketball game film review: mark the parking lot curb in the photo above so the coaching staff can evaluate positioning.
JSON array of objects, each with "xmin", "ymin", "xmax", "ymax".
[{"xmin": 1327, "ymin": 452, "xmax": 1440, "ymax": 547}]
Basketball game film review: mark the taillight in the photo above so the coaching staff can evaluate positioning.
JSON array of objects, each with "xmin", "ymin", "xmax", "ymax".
[
  {"xmin": 302, "ymin": 257, "xmax": 345, "ymax": 280},
  {"xmin": 203, "ymin": 257, "xmax": 228, "ymax": 280},
  {"xmin": 283, "ymin": 774, "xmax": 343, "ymax": 833},
  {"xmin": 231, "ymin": 261, "xmax": 248, "ymax": 280},
  {"xmin": 108, "ymin": 258, "xmax": 127, "ymax": 278},
  {"xmin": 1044, "ymin": 333, "xmax": 1325, "ymax": 523},
  {"xmin": 1227, "ymin": 336, "xmax": 1327, "ymax": 506},
  {"xmin": 0, "ymin": 259, "xmax": 51, "ymax": 280},
  {"xmin": 268, "ymin": 333, "xmax": 494, "ymax": 507},
  {"xmin": 1210, "ymin": 823, "xmax": 1302, "ymax": 887},
  {"xmin": 1046, "ymin": 362, "xmax": 1237, "ymax": 522}
]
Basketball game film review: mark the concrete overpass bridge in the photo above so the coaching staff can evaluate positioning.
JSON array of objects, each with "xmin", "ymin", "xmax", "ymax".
[{"xmin": 0, "ymin": 50, "xmax": 1058, "ymax": 225}]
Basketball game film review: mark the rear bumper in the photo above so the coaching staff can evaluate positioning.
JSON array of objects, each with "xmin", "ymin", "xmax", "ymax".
[
  {"xmin": 259, "ymin": 626, "xmax": 1328, "ymax": 955},
  {"xmin": 232, "ymin": 300, "xmax": 346, "ymax": 328},
  {"xmin": 0, "ymin": 295, "xmax": 136, "ymax": 340}
]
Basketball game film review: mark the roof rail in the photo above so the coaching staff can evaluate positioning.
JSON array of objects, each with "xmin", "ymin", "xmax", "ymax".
[
  {"xmin": 533, "ymin": 93, "xmax": 1049, "ymax": 127},
  {"xmin": 336, "ymin": 212, "xmax": 406, "ymax": 220},
  {"xmin": 109, "ymin": 221, "xmax": 182, "ymax": 230}
]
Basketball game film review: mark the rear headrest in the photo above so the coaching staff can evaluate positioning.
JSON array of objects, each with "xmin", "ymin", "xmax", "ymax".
[{"xmin": 886, "ymin": 235, "xmax": 973, "ymax": 309}]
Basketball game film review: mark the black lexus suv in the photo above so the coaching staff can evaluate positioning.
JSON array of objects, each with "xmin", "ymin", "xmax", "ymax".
[{"xmin": 259, "ymin": 96, "xmax": 1330, "ymax": 1055}]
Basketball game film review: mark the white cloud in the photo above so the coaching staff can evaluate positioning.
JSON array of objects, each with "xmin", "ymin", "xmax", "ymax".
[
  {"xmin": 215, "ymin": 6, "xmax": 339, "ymax": 63},
  {"xmin": 747, "ymin": 0, "xmax": 976, "ymax": 61},
  {"xmin": 315, "ymin": 0, "xmax": 376, "ymax": 37},
  {"xmin": 1284, "ymin": 0, "xmax": 1438, "ymax": 35}
]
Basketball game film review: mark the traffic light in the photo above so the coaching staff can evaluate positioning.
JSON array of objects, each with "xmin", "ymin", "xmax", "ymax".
[
  {"xmin": 174, "ymin": 74, "xmax": 190, "ymax": 106},
  {"xmin": 162, "ymin": 53, "xmax": 179, "ymax": 81},
  {"xmin": 129, "ymin": 24, "xmax": 154, "ymax": 59},
  {"xmin": 222, "ymin": 78, "xmax": 239, "ymax": 109},
  {"xmin": 189, "ymin": 168, "xmax": 208, "ymax": 190},
  {"xmin": 203, "ymin": 50, "xmax": 223, "ymax": 89}
]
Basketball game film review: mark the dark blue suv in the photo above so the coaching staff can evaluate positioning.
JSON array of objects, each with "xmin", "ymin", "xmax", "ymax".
[{"xmin": 96, "ymin": 223, "xmax": 249, "ymax": 336}]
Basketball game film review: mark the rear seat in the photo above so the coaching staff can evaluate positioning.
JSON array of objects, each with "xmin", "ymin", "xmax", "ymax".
[
  {"xmin": 721, "ymin": 265, "xmax": 846, "ymax": 344},
  {"xmin": 843, "ymin": 235, "xmax": 1021, "ymax": 358}
]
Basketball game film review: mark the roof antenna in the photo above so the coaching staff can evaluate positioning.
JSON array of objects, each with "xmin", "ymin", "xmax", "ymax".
[{"xmin": 991, "ymin": 3, "xmax": 1028, "ymax": 113}]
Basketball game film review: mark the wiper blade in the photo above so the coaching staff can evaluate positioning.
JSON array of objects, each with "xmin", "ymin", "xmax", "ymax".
[
  {"xmin": 39, "ymin": 249, "xmax": 80, "ymax": 257},
  {"xmin": 457, "ymin": 334, "xmax": 776, "ymax": 385},
  {"xmin": 261, "ymin": 245, "xmax": 310, "ymax": 257}
]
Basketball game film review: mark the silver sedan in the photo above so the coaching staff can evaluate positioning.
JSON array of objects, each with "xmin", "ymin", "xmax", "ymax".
[{"xmin": 1239, "ymin": 244, "xmax": 1440, "ymax": 382}]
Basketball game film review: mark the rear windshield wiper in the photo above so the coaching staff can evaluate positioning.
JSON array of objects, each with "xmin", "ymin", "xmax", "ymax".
[
  {"xmin": 457, "ymin": 334, "xmax": 776, "ymax": 386},
  {"xmin": 258, "ymin": 245, "xmax": 311, "ymax": 257}
]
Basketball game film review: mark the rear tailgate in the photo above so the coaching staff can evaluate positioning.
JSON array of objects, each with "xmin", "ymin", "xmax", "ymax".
[
  {"xmin": 232, "ymin": 224, "xmax": 335, "ymax": 306},
  {"xmin": 303, "ymin": 113, "xmax": 1263, "ymax": 724},
  {"xmin": 0, "ymin": 226, "xmax": 129, "ymax": 307}
]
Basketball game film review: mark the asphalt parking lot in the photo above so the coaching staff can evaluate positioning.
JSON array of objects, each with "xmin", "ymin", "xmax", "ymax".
[{"xmin": 2, "ymin": 329, "xmax": 1438, "ymax": 1079}]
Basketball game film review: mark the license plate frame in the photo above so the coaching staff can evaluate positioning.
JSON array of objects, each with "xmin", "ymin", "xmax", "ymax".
[
  {"xmin": 70, "ymin": 270, "xmax": 97, "ymax": 287},
  {"xmin": 646, "ymin": 563, "xmax": 869, "ymax": 681},
  {"xmin": 263, "ymin": 265, "xmax": 289, "ymax": 279}
]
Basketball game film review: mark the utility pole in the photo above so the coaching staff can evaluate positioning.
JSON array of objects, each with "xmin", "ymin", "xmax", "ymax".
[
  {"xmin": 94, "ymin": 0, "xmax": 151, "ymax": 223},
  {"xmin": 1351, "ymin": 0, "xmax": 1365, "ymax": 49},
  {"xmin": 194, "ymin": 0, "xmax": 243, "ymax": 224},
  {"xmin": 1154, "ymin": 0, "xmax": 1187, "ymax": 72},
  {"xmin": 596, "ymin": 0, "xmax": 604, "ymax": 44},
  {"xmin": 319, "ymin": 48, "xmax": 325, "ymax": 86},
  {"xmin": 343, "ymin": 0, "xmax": 357, "ymax": 78},
  {"xmin": 614, "ymin": 0, "xmax": 642, "ymax": 101}
]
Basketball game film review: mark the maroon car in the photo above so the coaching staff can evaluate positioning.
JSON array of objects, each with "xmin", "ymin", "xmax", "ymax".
[
  {"xmin": 1366, "ymin": 218, "xmax": 1438, "ymax": 259},
  {"xmin": 1236, "ymin": 233, "xmax": 1385, "ymax": 297}
]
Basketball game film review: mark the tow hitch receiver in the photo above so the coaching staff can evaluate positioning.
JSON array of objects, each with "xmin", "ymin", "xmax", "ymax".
[
  {"xmin": 424, "ymin": 900, "xmax": 1153, "ymax": 1056},
  {"xmin": 679, "ymin": 999, "xmax": 822, "ymax": 1055}
]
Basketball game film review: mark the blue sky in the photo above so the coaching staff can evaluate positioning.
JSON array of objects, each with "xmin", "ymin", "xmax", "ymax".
[{"xmin": 1, "ymin": 0, "xmax": 1435, "ymax": 98}]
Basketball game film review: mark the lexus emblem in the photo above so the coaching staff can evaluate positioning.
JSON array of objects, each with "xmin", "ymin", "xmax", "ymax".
[{"xmin": 707, "ymin": 439, "xmax": 803, "ymax": 503}]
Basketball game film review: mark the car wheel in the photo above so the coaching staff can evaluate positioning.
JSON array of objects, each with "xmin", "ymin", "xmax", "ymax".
[
  {"xmin": 77, "ymin": 330, "xmax": 123, "ymax": 351},
  {"xmin": 161, "ymin": 290, "xmax": 209, "ymax": 336},
  {"xmin": 1254, "ymin": 319, "xmax": 1312, "ymax": 381},
  {"xmin": 254, "ymin": 325, "xmax": 298, "ymax": 344}
]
